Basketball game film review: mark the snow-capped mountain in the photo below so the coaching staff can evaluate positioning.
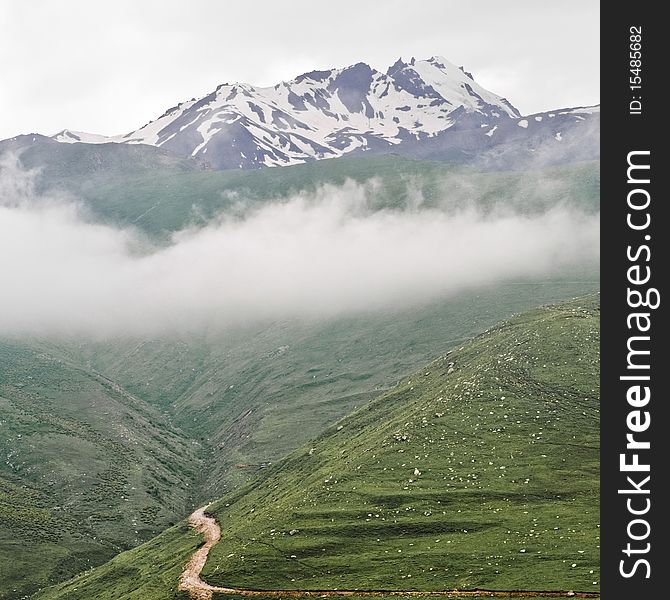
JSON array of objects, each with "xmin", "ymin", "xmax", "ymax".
[{"xmin": 49, "ymin": 56, "xmax": 598, "ymax": 170}]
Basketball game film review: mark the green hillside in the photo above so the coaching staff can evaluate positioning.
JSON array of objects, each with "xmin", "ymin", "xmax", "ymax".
[
  {"xmin": 0, "ymin": 283, "xmax": 597, "ymax": 600},
  {"xmin": 0, "ymin": 341, "xmax": 202, "ymax": 599},
  {"xmin": 35, "ymin": 295, "xmax": 599, "ymax": 599},
  {"xmin": 26, "ymin": 151, "xmax": 599, "ymax": 239},
  {"xmin": 6, "ymin": 136, "xmax": 203, "ymax": 180},
  {"xmin": 61, "ymin": 281, "xmax": 599, "ymax": 498},
  {"xmin": 0, "ymin": 283, "xmax": 598, "ymax": 600}
]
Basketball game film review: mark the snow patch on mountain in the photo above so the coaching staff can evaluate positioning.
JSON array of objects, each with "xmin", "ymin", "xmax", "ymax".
[{"xmin": 52, "ymin": 130, "xmax": 115, "ymax": 144}]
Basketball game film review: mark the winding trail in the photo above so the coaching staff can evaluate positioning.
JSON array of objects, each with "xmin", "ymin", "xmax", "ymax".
[{"xmin": 178, "ymin": 505, "xmax": 599, "ymax": 600}]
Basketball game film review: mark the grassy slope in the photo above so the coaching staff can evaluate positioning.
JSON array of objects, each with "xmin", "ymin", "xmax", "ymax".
[
  {"xmin": 201, "ymin": 295, "xmax": 600, "ymax": 592},
  {"xmin": 1, "ymin": 287, "xmax": 598, "ymax": 600},
  {"xmin": 0, "ymin": 341, "xmax": 202, "ymax": 599},
  {"xmin": 68, "ymin": 281, "xmax": 599, "ymax": 498},
  {"xmin": 11, "ymin": 138, "xmax": 202, "ymax": 181},
  {"xmin": 35, "ymin": 296, "xmax": 599, "ymax": 599},
  {"xmin": 33, "ymin": 153, "xmax": 599, "ymax": 239}
]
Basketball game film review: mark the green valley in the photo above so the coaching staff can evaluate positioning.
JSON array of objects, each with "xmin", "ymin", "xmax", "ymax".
[
  {"xmin": 0, "ymin": 341, "xmax": 201, "ymax": 597},
  {"xmin": 33, "ymin": 295, "xmax": 600, "ymax": 599}
]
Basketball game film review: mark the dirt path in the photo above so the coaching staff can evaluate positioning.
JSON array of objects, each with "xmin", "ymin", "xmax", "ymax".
[
  {"xmin": 178, "ymin": 504, "xmax": 232, "ymax": 600},
  {"xmin": 178, "ymin": 506, "xmax": 599, "ymax": 600}
]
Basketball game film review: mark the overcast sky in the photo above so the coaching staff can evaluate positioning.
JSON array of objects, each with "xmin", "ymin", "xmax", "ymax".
[{"xmin": 0, "ymin": 0, "xmax": 599, "ymax": 141}]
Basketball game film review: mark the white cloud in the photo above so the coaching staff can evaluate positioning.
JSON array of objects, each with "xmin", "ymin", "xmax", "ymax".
[{"xmin": 0, "ymin": 159, "xmax": 599, "ymax": 337}]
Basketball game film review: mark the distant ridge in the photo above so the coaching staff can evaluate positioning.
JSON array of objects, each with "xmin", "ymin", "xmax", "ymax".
[{"xmin": 36, "ymin": 56, "xmax": 598, "ymax": 170}]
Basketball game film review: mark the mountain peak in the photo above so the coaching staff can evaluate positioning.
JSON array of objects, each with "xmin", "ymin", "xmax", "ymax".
[
  {"xmin": 39, "ymin": 56, "xmax": 600, "ymax": 169},
  {"xmin": 427, "ymin": 55, "xmax": 449, "ymax": 67},
  {"xmin": 387, "ymin": 56, "xmax": 422, "ymax": 76},
  {"xmin": 387, "ymin": 57, "xmax": 407, "ymax": 76},
  {"xmin": 388, "ymin": 56, "xmax": 521, "ymax": 118}
]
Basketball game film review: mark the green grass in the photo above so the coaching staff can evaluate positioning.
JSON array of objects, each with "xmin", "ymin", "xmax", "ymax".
[
  {"xmin": 0, "ymin": 342, "xmax": 202, "ymax": 599},
  {"xmin": 34, "ymin": 296, "xmax": 599, "ymax": 599},
  {"xmin": 31, "ymin": 152, "xmax": 599, "ymax": 239},
  {"xmin": 1, "ymin": 284, "xmax": 598, "ymax": 600},
  {"xmin": 29, "ymin": 522, "xmax": 196, "ymax": 600},
  {"xmin": 198, "ymin": 295, "xmax": 600, "ymax": 593},
  {"xmin": 64, "ymin": 281, "xmax": 599, "ymax": 498}
]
